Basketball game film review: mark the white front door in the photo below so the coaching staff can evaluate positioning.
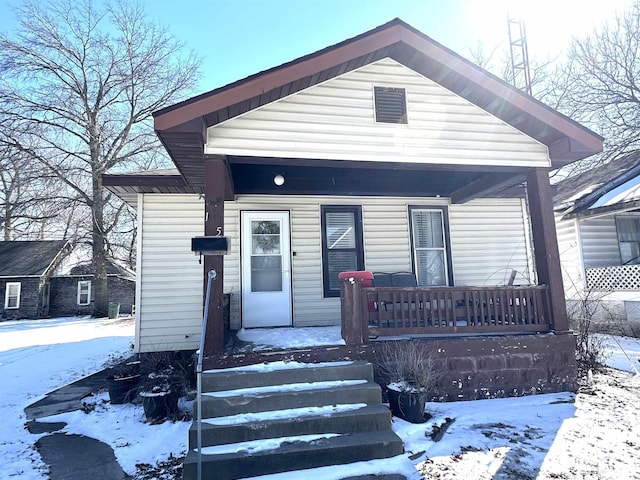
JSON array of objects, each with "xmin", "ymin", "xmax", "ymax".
[{"xmin": 241, "ymin": 211, "xmax": 292, "ymax": 327}]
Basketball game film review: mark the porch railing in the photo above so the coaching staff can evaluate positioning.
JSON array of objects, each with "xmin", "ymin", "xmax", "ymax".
[{"xmin": 340, "ymin": 279, "xmax": 551, "ymax": 344}]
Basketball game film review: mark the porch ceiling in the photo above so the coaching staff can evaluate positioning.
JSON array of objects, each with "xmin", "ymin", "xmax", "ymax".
[
  {"xmin": 153, "ymin": 19, "xmax": 603, "ymax": 189},
  {"xmin": 227, "ymin": 157, "xmax": 526, "ymax": 198}
]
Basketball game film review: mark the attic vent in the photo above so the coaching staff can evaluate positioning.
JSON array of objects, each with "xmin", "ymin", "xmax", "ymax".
[{"xmin": 374, "ymin": 86, "xmax": 407, "ymax": 124}]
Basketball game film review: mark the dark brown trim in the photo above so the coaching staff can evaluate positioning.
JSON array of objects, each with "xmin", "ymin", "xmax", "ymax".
[
  {"xmin": 450, "ymin": 172, "xmax": 527, "ymax": 204},
  {"xmin": 102, "ymin": 173, "xmax": 188, "ymax": 187},
  {"xmin": 527, "ymin": 169, "xmax": 568, "ymax": 332},
  {"xmin": 203, "ymin": 158, "xmax": 227, "ymax": 354}
]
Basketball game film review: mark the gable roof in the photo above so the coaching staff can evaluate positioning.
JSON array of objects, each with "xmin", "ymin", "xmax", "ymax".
[
  {"xmin": 69, "ymin": 260, "xmax": 135, "ymax": 280},
  {"xmin": 153, "ymin": 18, "xmax": 603, "ymax": 187},
  {"xmin": 554, "ymin": 151, "xmax": 640, "ymax": 218},
  {"xmin": 0, "ymin": 240, "xmax": 71, "ymax": 277}
]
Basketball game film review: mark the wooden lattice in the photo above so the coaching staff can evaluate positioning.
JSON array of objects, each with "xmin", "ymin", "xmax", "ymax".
[{"xmin": 585, "ymin": 265, "xmax": 640, "ymax": 291}]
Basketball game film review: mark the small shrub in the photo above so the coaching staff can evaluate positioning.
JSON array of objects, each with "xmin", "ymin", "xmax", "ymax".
[{"xmin": 376, "ymin": 340, "xmax": 442, "ymax": 394}]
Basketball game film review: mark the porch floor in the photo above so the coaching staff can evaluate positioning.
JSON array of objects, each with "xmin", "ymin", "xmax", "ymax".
[{"xmin": 228, "ymin": 326, "xmax": 345, "ymax": 353}]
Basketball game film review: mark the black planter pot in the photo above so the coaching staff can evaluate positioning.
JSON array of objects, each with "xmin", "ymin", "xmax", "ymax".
[
  {"xmin": 387, "ymin": 387, "xmax": 429, "ymax": 423},
  {"xmin": 140, "ymin": 390, "xmax": 179, "ymax": 421},
  {"xmin": 107, "ymin": 375, "xmax": 140, "ymax": 404}
]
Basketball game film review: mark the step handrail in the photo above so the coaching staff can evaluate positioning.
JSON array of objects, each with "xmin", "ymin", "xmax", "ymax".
[{"xmin": 196, "ymin": 269, "xmax": 217, "ymax": 480}]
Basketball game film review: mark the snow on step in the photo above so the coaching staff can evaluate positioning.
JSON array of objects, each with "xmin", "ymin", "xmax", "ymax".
[
  {"xmin": 203, "ymin": 403, "xmax": 369, "ymax": 426},
  {"xmin": 197, "ymin": 433, "xmax": 341, "ymax": 455},
  {"xmin": 204, "ymin": 379, "xmax": 367, "ymax": 398},
  {"xmin": 205, "ymin": 360, "xmax": 354, "ymax": 373}
]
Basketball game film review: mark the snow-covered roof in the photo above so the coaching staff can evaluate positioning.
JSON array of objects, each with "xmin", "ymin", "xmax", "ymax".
[{"xmin": 554, "ymin": 150, "xmax": 640, "ymax": 218}]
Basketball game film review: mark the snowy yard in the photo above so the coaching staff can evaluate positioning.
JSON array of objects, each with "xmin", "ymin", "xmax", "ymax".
[{"xmin": 1, "ymin": 317, "xmax": 639, "ymax": 479}]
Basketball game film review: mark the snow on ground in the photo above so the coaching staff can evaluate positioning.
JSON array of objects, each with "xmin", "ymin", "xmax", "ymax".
[
  {"xmin": 2, "ymin": 319, "xmax": 640, "ymax": 479},
  {"xmin": 600, "ymin": 334, "xmax": 640, "ymax": 374},
  {"xmin": 0, "ymin": 316, "xmax": 135, "ymax": 479}
]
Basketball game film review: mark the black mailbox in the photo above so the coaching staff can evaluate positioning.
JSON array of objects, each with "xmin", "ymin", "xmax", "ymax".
[{"xmin": 191, "ymin": 236, "xmax": 230, "ymax": 255}]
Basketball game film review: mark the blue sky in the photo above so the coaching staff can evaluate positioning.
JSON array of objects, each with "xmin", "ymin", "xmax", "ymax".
[{"xmin": 0, "ymin": 0, "xmax": 631, "ymax": 92}]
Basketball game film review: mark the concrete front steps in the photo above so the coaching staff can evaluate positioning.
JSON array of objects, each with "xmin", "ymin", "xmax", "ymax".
[{"xmin": 183, "ymin": 361, "xmax": 404, "ymax": 480}]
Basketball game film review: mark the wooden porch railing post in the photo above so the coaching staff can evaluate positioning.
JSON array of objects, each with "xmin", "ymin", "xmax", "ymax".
[{"xmin": 340, "ymin": 277, "xmax": 365, "ymax": 345}]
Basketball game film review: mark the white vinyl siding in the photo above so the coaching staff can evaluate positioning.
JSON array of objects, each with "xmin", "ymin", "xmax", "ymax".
[
  {"xmin": 77, "ymin": 281, "xmax": 91, "ymax": 305},
  {"xmin": 448, "ymin": 199, "xmax": 533, "ymax": 286},
  {"xmin": 206, "ymin": 58, "xmax": 549, "ymax": 168},
  {"xmin": 4, "ymin": 282, "xmax": 21, "ymax": 309},
  {"xmin": 137, "ymin": 194, "xmax": 533, "ymax": 348},
  {"xmin": 555, "ymin": 215, "xmax": 585, "ymax": 298},
  {"xmin": 136, "ymin": 194, "xmax": 205, "ymax": 353}
]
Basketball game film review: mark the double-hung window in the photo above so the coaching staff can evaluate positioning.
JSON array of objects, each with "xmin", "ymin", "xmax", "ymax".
[
  {"xmin": 4, "ymin": 282, "xmax": 21, "ymax": 309},
  {"xmin": 321, "ymin": 205, "xmax": 364, "ymax": 297},
  {"xmin": 77, "ymin": 280, "xmax": 92, "ymax": 306},
  {"xmin": 616, "ymin": 216, "xmax": 640, "ymax": 264},
  {"xmin": 410, "ymin": 207, "xmax": 452, "ymax": 286}
]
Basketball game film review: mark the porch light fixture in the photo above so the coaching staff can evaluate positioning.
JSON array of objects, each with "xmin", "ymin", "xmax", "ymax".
[{"xmin": 273, "ymin": 174, "xmax": 285, "ymax": 186}]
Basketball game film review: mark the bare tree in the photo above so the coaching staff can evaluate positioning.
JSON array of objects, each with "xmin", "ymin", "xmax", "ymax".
[
  {"xmin": 554, "ymin": 1, "xmax": 640, "ymax": 162},
  {"xmin": 0, "ymin": 128, "xmax": 66, "ymax": 240},
  {"xmin": 0, "ymin": 0, "xmax": 200, "ymax": 315}
]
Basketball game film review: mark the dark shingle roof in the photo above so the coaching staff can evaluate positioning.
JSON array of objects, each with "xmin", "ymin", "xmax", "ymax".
[
  {"xmin": 69, "ymin": 260, "xmax": 135, "ymax": 279},
  {"xmin": 554, "ymin": 151, "xmax": 640, "ymax": 214},
  {"xmin": 0, "ymin": 240, "xmax": 71, "ymax": 277}
]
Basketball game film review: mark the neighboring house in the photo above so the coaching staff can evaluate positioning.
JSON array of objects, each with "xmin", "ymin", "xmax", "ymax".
[
  {"xmin": 555, "ymin": 151, "xmax": 640, "ymax": 330},
  {"xmin": 49, "ymin": 260, "xmax": 136, "ymax": 317},
  {"xmin": 0, "ymin": 240, "xmax": 72, "ymax": 320},
  {"xmin": 0, "ymin": 240, "xmax": 135, "ymax": 320},
  {"xmin": 104, "ymin": 16, "xmax": 602, "ymax": 394}
]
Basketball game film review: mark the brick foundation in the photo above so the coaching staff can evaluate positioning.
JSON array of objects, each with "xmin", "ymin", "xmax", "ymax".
[{"xmin": 204, "ymin": 333, "xmax": 577, "ymax": 401}]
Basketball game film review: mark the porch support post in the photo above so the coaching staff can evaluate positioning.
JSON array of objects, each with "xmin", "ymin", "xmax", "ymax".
[
  {"xmin": 526, "ymin": 168, "xmax": 569, "ymax": 332},
  {"xmin": 203, "ymin": 156, "xmax": 227, "ymax": 354},
  {"xmin": 340, "ymin": 277, "xmax": 367, "ymax": 345}
]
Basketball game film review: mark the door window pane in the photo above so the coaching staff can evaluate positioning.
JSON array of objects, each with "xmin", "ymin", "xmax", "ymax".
[
  {"xmin": 251, "ymin": 256, "xmax": 282, "ymax": 292},
  {"xmin": 252, "ymin": 221, "xmax": 281, "ymax": 254}
]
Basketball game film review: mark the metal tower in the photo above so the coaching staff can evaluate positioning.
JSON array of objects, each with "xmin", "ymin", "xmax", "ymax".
[{"xmin": 508, "ymin": 16, "xmax": 532, "ymax": 96}]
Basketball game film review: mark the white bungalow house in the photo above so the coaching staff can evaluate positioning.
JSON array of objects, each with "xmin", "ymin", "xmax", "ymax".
[
  {"xmin": 104, "ymin": 19, "xmax": 602, "ymax": 377},
  {"xmin": 555, "ymin": 151, "xmax": 640, "ymax": 332}
]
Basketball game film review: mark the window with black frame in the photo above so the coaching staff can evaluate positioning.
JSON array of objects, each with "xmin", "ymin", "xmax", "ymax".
[{"xmin": 321, "ymin": 205, "xmax": 364, "ymax": 297}]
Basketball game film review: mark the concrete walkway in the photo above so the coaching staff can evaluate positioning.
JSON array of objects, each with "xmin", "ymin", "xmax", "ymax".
[{"xmin": 25, "ymin": 368, "xmax": 130, "ymax": 480}]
